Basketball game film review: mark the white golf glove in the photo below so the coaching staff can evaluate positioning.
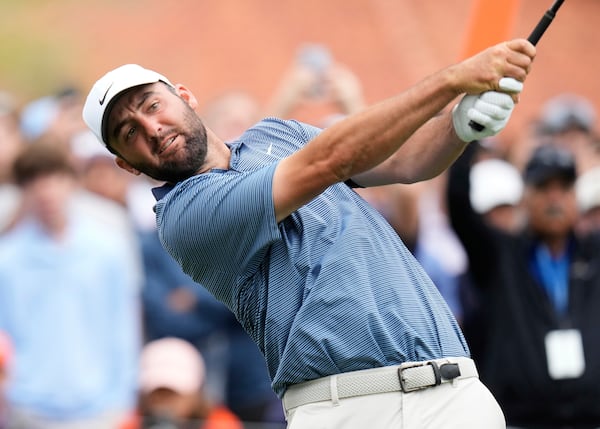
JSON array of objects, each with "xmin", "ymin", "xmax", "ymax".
[{"xmin": 452, "ymin": 77, "xmax": 523, "ymax": 143}]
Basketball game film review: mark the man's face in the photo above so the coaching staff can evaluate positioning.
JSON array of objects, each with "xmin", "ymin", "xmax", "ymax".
[
  {"xmin": 105, "ymin": 82, "xmax": 208, "ymax": 183},
  {"xmin": 524, "ymin": 177, "xmax": 578, "ymax": 238}
]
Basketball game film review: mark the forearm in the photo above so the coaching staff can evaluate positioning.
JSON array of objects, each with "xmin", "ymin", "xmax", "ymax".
[
  {"xmin": 273, "ymin": 69, "xmax": 457, "ymax": 222},
  {"xmin": 308, "ymin": 69, "xmax": 460, "ymax": 183},
  {"xmin": 297, "ymin": 36, "xmax": 532, "ymax": 183},
  {"xmin": 272, "ymin": 39, "xmax": 535, "ymax": 222},
  {"xmin": 352, "ymin": 110, "xmax": 468, "ymax": 186}
]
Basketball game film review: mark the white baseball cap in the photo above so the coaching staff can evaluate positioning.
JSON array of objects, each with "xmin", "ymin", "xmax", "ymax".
[
  {"xmin": 82, "ymin": 64, "xmax": 174, "ymax": 146},
  {"xmin": 576, "ymin": 167, "xmax": 600, "ymax": 214},
  {"xmin": 470, "ymin": 158, "xmax": 524, "ymax": 214}
]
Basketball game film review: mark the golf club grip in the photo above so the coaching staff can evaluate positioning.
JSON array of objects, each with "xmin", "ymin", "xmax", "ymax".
[
  {"xmin": 467, "ymin": 14, "xmax": 550, "ymax": 133},
  {"xmin": 528, "ymin": 12, "xmax": 555, "ymax": 45},
  {"xmin": 468, "ymin": 0, "xmax": 565, "ymax": 133}
]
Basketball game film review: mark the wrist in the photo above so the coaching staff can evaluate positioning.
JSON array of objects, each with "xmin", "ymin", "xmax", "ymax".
[
  {"xmin": 439, "ymin": 64, "xmax": 466, "ymax": 98},
  {"xmin": 446, "ymin": 110, "xmax": 471, "ymax": 146}
]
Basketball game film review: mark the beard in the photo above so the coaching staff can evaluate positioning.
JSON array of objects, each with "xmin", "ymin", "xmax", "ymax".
[{"xmin": 126, "ymin": 102, "xmax": 208, "ymax": 183}]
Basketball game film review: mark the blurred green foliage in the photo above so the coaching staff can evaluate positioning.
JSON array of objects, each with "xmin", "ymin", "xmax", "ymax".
[
  {"xmin": 0, "ymin": 0, "xmax": 74, "ymax": 100},
  {"xmin": 0, "ymin": 34, "xmax": 70, "ymax": 98}
]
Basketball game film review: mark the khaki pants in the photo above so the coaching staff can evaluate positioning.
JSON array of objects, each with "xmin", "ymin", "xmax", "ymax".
[{"xmin": 285, "ymin": 377, "xmax": 505, "ymax": 429}]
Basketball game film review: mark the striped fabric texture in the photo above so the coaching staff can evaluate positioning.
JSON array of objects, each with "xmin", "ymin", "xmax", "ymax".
[{"xmin": 155, "ymin": 118, "xmax": 468, "ymax": 397}]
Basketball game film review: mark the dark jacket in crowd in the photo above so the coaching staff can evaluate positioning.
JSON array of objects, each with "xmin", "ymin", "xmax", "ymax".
[{"xmin": 447, "ymin": 144, "xmax": 600, "ymax": 428}]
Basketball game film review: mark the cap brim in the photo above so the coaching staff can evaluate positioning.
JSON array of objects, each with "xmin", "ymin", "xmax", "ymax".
[{"xmin": 526, "ymin": 168, "xmax": 576, "ymax": 186}]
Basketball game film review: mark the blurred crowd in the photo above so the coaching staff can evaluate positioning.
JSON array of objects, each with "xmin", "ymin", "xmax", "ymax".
[{"xmin": 0, "ymin": 43, "xmax": 599, "ymax": 429}]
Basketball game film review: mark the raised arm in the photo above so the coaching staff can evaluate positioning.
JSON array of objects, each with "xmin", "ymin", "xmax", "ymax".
[
  {"xmin": 272, "ymin": 39, "xmax": 535, "ymax": 222},
  {"xmin": 351, "ymin": 110, "xmax": 459, "ymax": 187}
]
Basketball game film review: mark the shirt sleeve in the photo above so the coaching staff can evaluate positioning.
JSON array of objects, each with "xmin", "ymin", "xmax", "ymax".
[{"xmin": 156, "ymin": 162, "xmax": 281, "ymax": 302}]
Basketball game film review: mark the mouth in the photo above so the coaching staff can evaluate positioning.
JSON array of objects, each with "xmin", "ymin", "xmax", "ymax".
[{"xmin": 158, "ymin": 135, "xmax": 178, "ymax": 154}]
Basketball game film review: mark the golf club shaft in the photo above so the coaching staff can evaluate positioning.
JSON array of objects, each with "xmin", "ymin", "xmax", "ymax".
[
  {"xmin": 468, "ymin": 0, "xmax": 566, "ymax": 132},
  {"xmin": 528, "ymin": 0, "xmax": 565, "ymax": 45}
]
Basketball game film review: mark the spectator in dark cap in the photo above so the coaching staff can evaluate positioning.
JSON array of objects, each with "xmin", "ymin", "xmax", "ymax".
[
  {"xmin": 447, "ymin": 142, "xmax": 600, "ymax": 428},
  {"xmin": 523, "ymin": 143, "xmax": 577, "ymax": 185}
]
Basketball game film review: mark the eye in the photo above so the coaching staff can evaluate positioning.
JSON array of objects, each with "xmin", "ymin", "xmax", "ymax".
[
  {"xmin": 148, "ymin": 101, "xmax": 160, "ymax": 112},
  {"xmin": 125, "ymin": 126, "xmax": 136, "ymax": 141}
]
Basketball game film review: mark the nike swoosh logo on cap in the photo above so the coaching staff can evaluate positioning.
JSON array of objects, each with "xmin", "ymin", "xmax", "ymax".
[{"xmin": 99, "ymin": 82, "xmax": 114, "ymax": 106}]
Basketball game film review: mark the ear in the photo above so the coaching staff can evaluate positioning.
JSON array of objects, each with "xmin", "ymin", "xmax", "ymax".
[
  {"xmin": 175, "ymin": 84, "xmax": 198, "ymax": 110},
  {"xmin": 115, "ymin": 157, "xmax": 141, "ymax": 176}
]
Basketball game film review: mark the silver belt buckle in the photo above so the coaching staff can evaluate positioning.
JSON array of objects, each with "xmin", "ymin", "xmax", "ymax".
[{"xmin": 398, "ymin": 361, "xmax": 441, "ymax": 393}]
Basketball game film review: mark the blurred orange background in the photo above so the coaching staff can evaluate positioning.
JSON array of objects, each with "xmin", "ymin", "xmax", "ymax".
[{"xmin": 0, "ymin": 0, "xmax": 598, "ymax": 146}]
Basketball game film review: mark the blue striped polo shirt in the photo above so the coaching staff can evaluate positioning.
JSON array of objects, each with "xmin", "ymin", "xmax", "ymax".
[{"xmin": 154, "ymin": 118, "xmax": 469, "ymax": 397}]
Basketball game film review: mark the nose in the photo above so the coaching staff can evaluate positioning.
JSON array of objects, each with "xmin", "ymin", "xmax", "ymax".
[{"xmin": 137, "ymin": 115, "xmax": 162, "ymax": 142}]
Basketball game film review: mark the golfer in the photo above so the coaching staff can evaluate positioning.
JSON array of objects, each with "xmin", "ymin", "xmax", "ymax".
[{"xmin": 83, "ymin": 38, "xmax": 535, "ymax": 428}]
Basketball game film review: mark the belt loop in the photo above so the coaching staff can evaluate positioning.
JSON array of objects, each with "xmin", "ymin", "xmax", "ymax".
[
  {"xmin": 428, "ymin": 361, "xmax": 442, "ymax": 386},
  {"xmin": 330, "ymin": 374, "xmax": 340, "ymax": 406}
]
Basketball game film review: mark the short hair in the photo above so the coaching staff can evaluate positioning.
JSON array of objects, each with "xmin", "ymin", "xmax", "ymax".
[{"xmin": 13, "ymin": 143, "xmax": 77, "ymax": 186}]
